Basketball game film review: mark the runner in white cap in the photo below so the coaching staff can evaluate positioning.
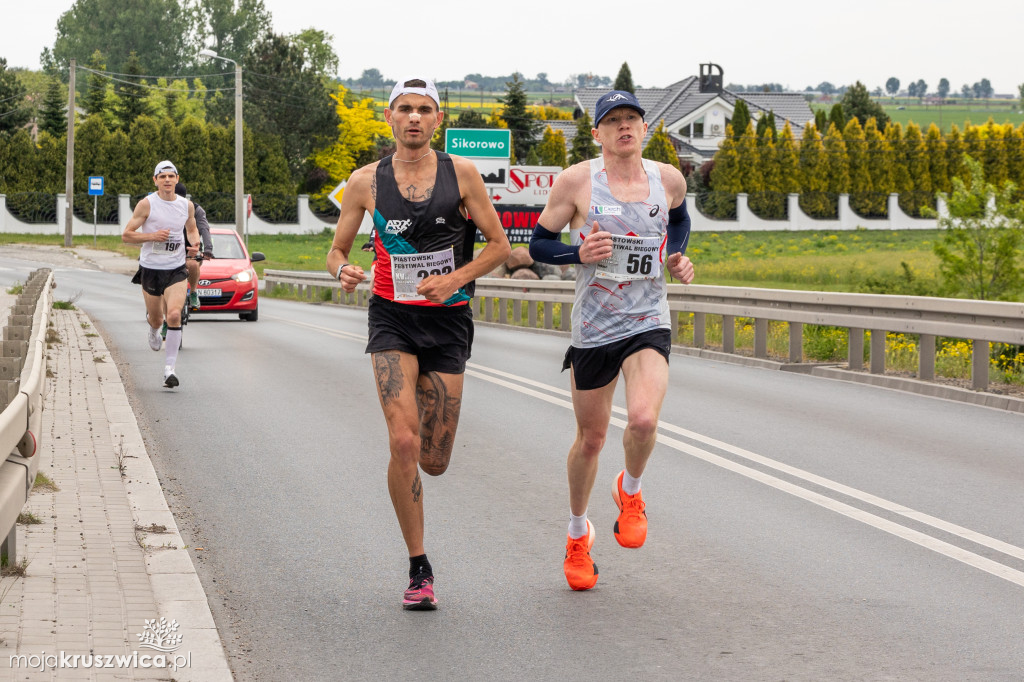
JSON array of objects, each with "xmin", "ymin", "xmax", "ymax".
[
  {"xmin": 123, "ymin": 161, "xmax": 200, "ymax": 388},
  {"xmin": 529, "ymin": 90, "xmax": 695, "ymax": 591},
  {"xmin": 327, "ymin": 76, "xmax": 510, "ymax": 610}
]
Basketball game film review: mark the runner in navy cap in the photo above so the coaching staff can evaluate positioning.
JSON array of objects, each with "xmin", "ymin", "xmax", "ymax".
[{"xmin": 593, "ymin": 90, "xmax": 646, "ymax": 125}]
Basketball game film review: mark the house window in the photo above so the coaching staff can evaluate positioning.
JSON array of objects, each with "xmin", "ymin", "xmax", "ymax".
[{"xmin": 692, "ymin": 115, "xmax": 705, "ymax": 138}]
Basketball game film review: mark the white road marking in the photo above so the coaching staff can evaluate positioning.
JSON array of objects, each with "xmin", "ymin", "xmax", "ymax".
[
  {"xmin": 278, "ymin": 317, "xmax": 1024, "ymax": 587},
  {"xmin": 465, "ymin": 363, "xmax": 1024, "ymax": 588}
]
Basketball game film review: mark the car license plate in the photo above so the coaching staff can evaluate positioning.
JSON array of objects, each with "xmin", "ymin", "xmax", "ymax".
[{"xmin": 198, "ymin": 288, "xmax": 221, "ymax": 297}]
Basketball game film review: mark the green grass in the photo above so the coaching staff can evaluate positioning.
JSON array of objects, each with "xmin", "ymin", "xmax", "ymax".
[{"xmin": 812, "ymin": 99, "xmax": 1024, "ymax": 133}]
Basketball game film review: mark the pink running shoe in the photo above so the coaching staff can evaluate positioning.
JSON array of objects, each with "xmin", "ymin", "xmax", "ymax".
[{"xmin": 403, "ymin": 574, "xmax": 438, "ymax": 610}]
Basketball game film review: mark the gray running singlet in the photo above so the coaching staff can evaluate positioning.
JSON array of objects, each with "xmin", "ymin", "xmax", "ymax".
[
  {"xmin": 569, "ymin": 158, "xmax": 671, "ymax": 348},
  {"xmin": 138, "ymin": 193, "xmax": 188, "ymax": 270}
]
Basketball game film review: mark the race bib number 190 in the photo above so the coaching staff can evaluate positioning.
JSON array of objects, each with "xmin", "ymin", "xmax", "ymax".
[
  {"xmin": 391, "ymin": 248, "xmax": 456, "ymax": 301},
  {"xmin": 595, "ymin": 234, "xmax": 663, "ymax": 282}
]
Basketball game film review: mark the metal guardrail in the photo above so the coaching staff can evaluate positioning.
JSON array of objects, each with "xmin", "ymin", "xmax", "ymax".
[
  {"xmin": 263, "ymin": 269, "xmax": 1024, "ymax": 393},
  {"xmin": 0, "ymin": 268, "xmax": 52, "ymax": 566}
]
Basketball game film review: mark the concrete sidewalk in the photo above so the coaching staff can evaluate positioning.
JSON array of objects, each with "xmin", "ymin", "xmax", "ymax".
[{"xmin": 0, "ymin": 291, "xmax": 232, "ymax": 680}]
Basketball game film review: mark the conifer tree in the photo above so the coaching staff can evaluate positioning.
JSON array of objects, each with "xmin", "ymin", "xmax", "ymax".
[
  {"xmin": 128, "ymin": 116, "xmax": 163, "ymax": 190},
  {"xmin": 864, "ymin": 118, "xmax": 892, "ymax": 216},
  {"xmin": 814, "ymin": 108, "xmax": 827, "ymax": 135},
  {"xmin": 1006, "ymin": 123, "xmax": 1024, "ymax": 200},
  {"xmin": 569, "ymin": 111, "xmax": 599, "ymax": 164},
  {"xmin": 844, "ymin": 118, "xmax": 874, "ymax": 216},
  {"xmin": 115, "ymin": 51, "xmax": 151, "ymax": 132},
  {"xmin": 177, "ymin": 117, "xmax": 214, "ymax": 191},
  {"xmin": 886, "ymin": 122, "xmax": 911, "ymax": 215},
  {"xmin": 642, "ymin": 120, "xmax": 680, "ymax": 168},
  {"xmin": 731, "ymin": 100, "xmax": 751, "ymax": 142},
  {"xmin": 829, "ymin": 103, "xmax": 846, "ymax": 131},
  {"xmin": 104, "ymin": 129, "xmax": 133, "ymax": 195},
  {"xmin": 613, "ymin": 62, "xmax": 635, "ymax": 94},
  {"xmin": 776, "ymin": 122, "xmax": 801, "ymax": 196},
  {"xmin": 1, "ymin": 130, "xmax": 37, "ymax": 192},
  {"xmin": 524, "ymin": 146, "xmax": 540, "ymax": 165},
  {"xmin": 981, "ymin": 118, "xmax": 1008, "ymax": 187},
  {"xmin": 946, "ymin": 124, "xmax": 966, "ymax": 184},
  {"xmin": 34, "ymin": 131, "xmax": 66, "ymax": 192},
  {"xmin": 736, "ymin": 121, "xmax": 763, "ymax": 194},
  {"xmin": 751, "ymin": 127, "xmax": 783, "ymax": 218},
  {"xmin": 798, "ymin": 123, "xmax": 832, "ymax": 217},
  {"xmin": 499, "ymin": 73, "xmax": 540, "ymax": 163},
  {"xmin": 823, "ymin": 122, "xmax": 850, "ymax": 205},
  {"xmin": 962, "ymin": 124, "xmax": 985, "ymax": 181},
  {"xmin": 83, "ymin": 50, "xmax": 110, "ymax": 121},
  {"xmin": 38, "ymin": 78, "xmax": 67, "ymax": 136},
  {"xmin": 0, "ymin": 58, "xmax": 30, "ymax": 134},
  {"xmin": 537, "ymin": 125, "xmax": 568, "ymax": 167},
  {"xmin": 708, "ymin": 124, "xmax": 742, "ymax": 218},
  {"xmin": 925, "ymin": 123, "xmax": 949, "ymax": 195},
  {"xmin": 902, "ymin": 122, "xmax": 931, "ymax": 216}
]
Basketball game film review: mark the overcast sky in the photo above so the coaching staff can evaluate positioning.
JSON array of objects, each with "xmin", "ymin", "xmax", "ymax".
[{"xmin": 6, "ymin": 0, "xmax": 1022, "ymax": 95}]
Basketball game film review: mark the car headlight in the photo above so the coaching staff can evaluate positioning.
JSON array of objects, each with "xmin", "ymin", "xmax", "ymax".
[{"xmin": 232, "ymin": 269, "xmax": 254, "ymax": 283}]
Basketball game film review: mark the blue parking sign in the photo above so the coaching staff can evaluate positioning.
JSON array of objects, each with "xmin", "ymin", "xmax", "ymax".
[{"xmin": 88, "ymin": 176, "xmax": 104, "ymax": 196}]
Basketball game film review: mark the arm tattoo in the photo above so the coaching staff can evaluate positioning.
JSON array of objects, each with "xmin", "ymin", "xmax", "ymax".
[
  {"xmin": 403, "ymin": 184, "xmax": 435, "ymax": 202},
  {"xmin": 373, "ymin": 352, "xmax": 403, "ymax": 406},
  {"xmin": 417, "ymin": 372, "xmax": 462, "ymax": 471},
  {"xmin": 411, "ymin": 472, "xmax": 422, "ymax": 503},
  {"xmin": 370, "ymin": 175, "xmax": 377, "ymax": 201}
]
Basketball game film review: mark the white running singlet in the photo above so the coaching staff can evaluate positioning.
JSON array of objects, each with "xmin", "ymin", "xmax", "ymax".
[
  {"xmin": 138, "ymin": 193, "xmax": 188, "ymax": 270},
  {"xmin": 569, "ymin": 158, "xmax": 670, "ymax": 348}
]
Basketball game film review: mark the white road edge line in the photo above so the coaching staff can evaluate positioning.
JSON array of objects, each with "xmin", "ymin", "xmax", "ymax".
[
  {"xmin": 465, "ymin": 365, "xmax": 1024, "ymax": 588},
  {"xmin": 466, "ymin": 361, "xmax": 1024, "ymax": 563}
]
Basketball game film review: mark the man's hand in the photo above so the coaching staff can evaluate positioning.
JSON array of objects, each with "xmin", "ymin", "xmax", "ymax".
[
  {"xmin": 666, "ymin": 252, "xmax": 694, "ymax": 284},
  {"xmin": 417, "ymin": 274, "xmax": 458, "ymax": 304},
  {"xmin": 338, "ymin": 264, "xmax": 367, "ymax": 293},
  {"xmin": 579, "ymin": 222, "xmax": 613, "ymax": 264},
  {"xmin": 186, "ymin": 244, "xmax": 199, "ymax": 258},
  {"xmin": 151, "ymin": 229, "xmax": 171, "ymax": 242}
]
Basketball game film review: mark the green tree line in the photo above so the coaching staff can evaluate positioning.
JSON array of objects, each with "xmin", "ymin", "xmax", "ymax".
[{"xmin": 698, "ymin": 117, "xmax": 1024, "ymax": 221}]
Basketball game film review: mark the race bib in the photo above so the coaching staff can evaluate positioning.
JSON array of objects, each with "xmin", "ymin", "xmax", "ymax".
[
  {"xmin": 391, "ymin": 247, "xmax": 456, "ymax": 301},
  {"xmin": 595, "ymin": 234, "xmax": 663, "ymax": 282},
  {"xmin": 154, "ymin": 240, "xmax": 183, "ymax": 252}
]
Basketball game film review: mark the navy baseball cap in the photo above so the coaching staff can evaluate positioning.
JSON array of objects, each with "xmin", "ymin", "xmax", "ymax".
[{"xmin": 594, "ymin": 90, "xmax": 645, "ymax": 125}]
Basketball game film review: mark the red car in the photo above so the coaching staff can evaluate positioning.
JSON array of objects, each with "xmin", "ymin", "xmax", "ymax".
[{"xmin": 194, "ymin": 228, "xmax": 265, "ymax": 321}]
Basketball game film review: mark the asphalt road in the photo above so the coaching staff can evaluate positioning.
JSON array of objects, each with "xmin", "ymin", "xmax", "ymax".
[{"xmin": 3, "ymin": 253, "xmax": 1024, "ymax": 681}]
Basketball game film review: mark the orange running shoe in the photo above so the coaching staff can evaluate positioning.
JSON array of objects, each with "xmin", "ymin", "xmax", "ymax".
[
  {"xmin": 612, "ymin": 471, "xmax": 647, "ymax": 548},
  {"xmin": 563, "ymin": 520, "xmax": 598, "ymax": 591}
]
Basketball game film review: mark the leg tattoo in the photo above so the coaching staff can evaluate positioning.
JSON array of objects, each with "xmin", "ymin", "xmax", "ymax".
[
  {"xmin": 417, "ymin": 373, "xmax": 462, "ymax": 474},
  {"xmin": 373, "ymin": 352, "xmax": 404, "ymax": 406},
  {"xmin": 411, "ymin": 472, "xmax": 422, "ymax": 503}
]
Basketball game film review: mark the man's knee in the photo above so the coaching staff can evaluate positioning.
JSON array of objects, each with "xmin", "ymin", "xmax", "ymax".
[
  {"xmin": 419, "ymin": 457, "xmax": 450, "ymax": 477},
  {"xmin": 626, "ymin": 411, "xmax": 658, "ymax": 441},
  {"xmin": 576, "ymin": 426, "xmax": 607, "ymax": 459},
  {"xmin": 165, "ymin": 308, "xmax": 182, "ymax": 326}
]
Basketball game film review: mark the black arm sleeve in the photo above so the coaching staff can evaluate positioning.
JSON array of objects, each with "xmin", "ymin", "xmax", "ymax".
[
  {"xmin": 666, "ymin": 199, "xmax": 691, "ymax": 256},
  {"xmin": 528, "ymin": 224, "xmax": 581, "ymax": 265}
]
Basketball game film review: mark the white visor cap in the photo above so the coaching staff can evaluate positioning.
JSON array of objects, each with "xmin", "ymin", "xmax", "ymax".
[
  {"xmin": 388, "ymin": 77, "xmax": 440, "ymax": 108},
  {"xmin": 153, "ymin": 160, "xmax": 178, "ymax": 176}
]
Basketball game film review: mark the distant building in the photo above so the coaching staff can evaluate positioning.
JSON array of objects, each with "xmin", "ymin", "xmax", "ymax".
[{"xmin": 550, "ymin": 64, "xmax": 816, "ymax": 166}]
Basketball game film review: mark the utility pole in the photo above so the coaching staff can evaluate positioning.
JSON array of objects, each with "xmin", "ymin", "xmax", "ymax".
[{"xmin": 64, "ymin": 59, "xmax": 75, "ymax": 247}]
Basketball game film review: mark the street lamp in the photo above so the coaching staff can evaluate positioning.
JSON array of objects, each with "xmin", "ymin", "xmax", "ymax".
[{"xmin": 199, "ymin": 48, "xmax": 244, "ymax": 237}]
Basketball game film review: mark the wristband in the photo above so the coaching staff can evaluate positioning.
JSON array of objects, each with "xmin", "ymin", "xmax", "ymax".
[{"xmin": 336, "ymin": 263, "xmax": 351, "ymax": 279}]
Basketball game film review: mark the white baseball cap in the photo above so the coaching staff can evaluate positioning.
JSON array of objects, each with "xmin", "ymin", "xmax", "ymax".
[
  {"xmin": 388, "ymin": 77, "xmax": 440, "ymax": 108},
  {"xmin": 153, "ymin": 160, "xmax": 178, "ymax": 176}
]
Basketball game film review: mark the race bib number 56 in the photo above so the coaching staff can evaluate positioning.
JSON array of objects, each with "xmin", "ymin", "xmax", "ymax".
[
  {"xmin": 595, "ymin": 234, "xmax": 663, "ymax": 282},
  {"xmin": 391, "ymin": 248, "xmax": 456, "ymax": 301}
]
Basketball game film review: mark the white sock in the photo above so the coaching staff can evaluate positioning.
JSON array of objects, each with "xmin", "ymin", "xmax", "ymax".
[
  {"xmin": 621, "ymin": 471, "xmax": 642, "ymax": 496},
  {"xmin": 568, "ymin": 511, "xmax": 589, "ymax": 539},
  {"xmin": 164, "ymin": 328, "xmax": 182, "ymax": 368}
]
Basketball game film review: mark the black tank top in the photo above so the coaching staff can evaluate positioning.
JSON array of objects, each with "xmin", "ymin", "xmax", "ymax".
[{"xmin": 371, "ymin": 152, "xmax": 476, "ymax": 306}]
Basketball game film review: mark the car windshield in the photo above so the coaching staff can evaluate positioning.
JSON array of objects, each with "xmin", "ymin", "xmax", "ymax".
[{"xmin": 210, "ymin": 233, "xmax": 246, "ymax": 259}]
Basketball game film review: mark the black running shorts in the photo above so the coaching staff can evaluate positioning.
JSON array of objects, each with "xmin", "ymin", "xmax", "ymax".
[
  {"xmin": 562, "ymin": 328, "xmax": 671, "ymax": 390},
  {"xmin": 133, "ymin": 265, "xmax": 188, "ymax": 296},
  {"xmin": 366, "ymin": 295, "xmax": 474, "ymax": 374}
]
